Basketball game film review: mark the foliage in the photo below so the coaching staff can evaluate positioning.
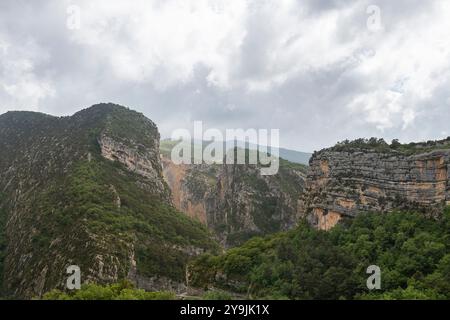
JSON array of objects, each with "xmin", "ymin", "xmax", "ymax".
[
  {"xmin": 0, "ymin": 198, "xmax": 6, "ymax": 295},
  {"xmin": 202, "ymin": 290, "xmax": 233, "ymax": 300},
  {"xmin": 330, "ymin": 137, "xmax": 450, "ymax": 155},
  {"xmin": 190, "ymin": 209, "xmax": 450, "ymax": 300},
  {"xmin": 38, "ymin": 156, "xmax": 219, "ymax": 282},
  {"xmin": 42, "ymin": 280, "xmax": 176, "ymax": 300}
]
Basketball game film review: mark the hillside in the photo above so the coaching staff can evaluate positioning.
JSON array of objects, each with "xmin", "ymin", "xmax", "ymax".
[{"xmin": 0, "ymin": 104, "xmax": 218, "ymax": 298}]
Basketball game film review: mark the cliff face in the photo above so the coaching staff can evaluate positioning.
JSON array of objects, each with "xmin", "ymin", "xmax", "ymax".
[
  {"xmin": 161, "ymin": 158, "xmax": 212, "ymax": 225},
  {"xmin": 98, "ymin": 134, "xmax": 170, "ymax": 201},
  {"xmin": 162, "ymin": 155, "xmax": 307, "ymax": 247},
  {"xmin": 304, "ymin": 147, "xmax": 450, "ymax": 230},
  {"xmin": 0, "ymin": 104, "xmax": 216, "ymax": 298}
]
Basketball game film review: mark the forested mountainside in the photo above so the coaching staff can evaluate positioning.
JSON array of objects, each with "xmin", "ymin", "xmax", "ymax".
[
  {"xmin": 0, "ymin": 103, "xmax": 218, "ymax": 298},
  {"xmin": 188, "ymin": 209, "xmax": 450, "ymax": 300}
]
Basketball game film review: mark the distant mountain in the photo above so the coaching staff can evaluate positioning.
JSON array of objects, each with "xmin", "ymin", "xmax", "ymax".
[
  {"xmin": 161, "ymin": 139, "xmax": 312, "ymax": 165},
  {"xmin": 277, "ymin": 147, "xmax": 311, "ymax": 165}
]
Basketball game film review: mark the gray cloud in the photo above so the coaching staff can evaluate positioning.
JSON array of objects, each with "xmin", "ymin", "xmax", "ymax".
[{"xmin": 1, "ymin": 0, "xmax": 450, "ymax": 152}]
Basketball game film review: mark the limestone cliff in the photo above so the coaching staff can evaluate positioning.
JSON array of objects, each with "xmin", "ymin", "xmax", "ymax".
[
  {"xmin": 303, "ymin": 140, "xmax": 450, "ymax": 230},
  {"xmin": 162, "ymin": 155, "xmax": 307, "ymax": 247}
]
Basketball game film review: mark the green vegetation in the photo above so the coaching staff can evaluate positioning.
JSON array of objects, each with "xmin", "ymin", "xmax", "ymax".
[
  {"xmin": 189, "ymin": 209, "xmax": 450, "ymax": 300},
  {"xmin": 0, "ymin": 197, "xmax": 6, "ymax": 295},
  {"xmin": 279, "ymin": 158, "xmax": 308, "ymax": 173},
  {"xmin": 202, "ymin": 290, "xmax": 233, "ymax": 300},
  {"xmin": 42, "ymin": 282, "xmax": 236, "ymax": 300},
  {"xmin": 184, "ymin": 168, "xmax": 218, "ymax": 202},
  {"xmin": 42, "ymin": 280, "xmax": 176, "ymax": 300},
  {"xmin": 160, "ymin": 139, "xmax": 182, "ymax": 158},
  {"xmin": 99, "ymin": 104, "xmax": 159, "ymax": 148},
  {"xmin": 278, "ymin": 159, "xmax": 307, "ymax": 199},
  {"xmin": 36, "ymin": 155, "xmax": 219, "ymax": 283},
  {"xmin": 160, "ymin": 139, "xmax": 205, "ymax": 163},
  {"xmin": 330, "ymin": 137, "xmax": 450, "ymax": 155},
  {"xmin": 0, "ymin": 104, "xmax": 219, "ymax": 297}
]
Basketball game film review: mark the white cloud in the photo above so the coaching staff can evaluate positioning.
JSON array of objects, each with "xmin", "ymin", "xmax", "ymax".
[
  {"xmin": 1, "ymin": 0, "xmax": 450, "ymax": 151},
  {"xmin": 65, "ymin": 0, "xmax": 363, "ymax": 91},
  {"xmin": 347, "ymin": 0, "xmax": 450, "ymax": 131},
  {"xmin": 0, "ymin": 35, "xmax": 55, "ymax": 113},
  {"xmin": 68, "ymin": 0, "xmax": 248, "ymax": 89}
]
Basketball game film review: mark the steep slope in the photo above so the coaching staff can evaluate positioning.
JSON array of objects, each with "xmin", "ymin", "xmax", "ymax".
[
  {"xmin": 0, "ymin": 103, "xmax": 217, "ymax": 298},
  {"xmin": 161, "ymin": 146, "xmax": 307, "ymax": 247},
  {"xmin": 303, "ymin": 138, "xmax": 450, "ymax": 230}
]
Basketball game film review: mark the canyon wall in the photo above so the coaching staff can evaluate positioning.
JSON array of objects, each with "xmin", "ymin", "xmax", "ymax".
[
  {"xmin": 162, "ymin": 156, "xmax": 307, "ymax": 247},
  {"xmin": 98, "ymin": 134, "xmax": 171, "ymax": 202},
  {"xmin": 303, "ymin": 148, "xmax": 450, "ymax": 230}
]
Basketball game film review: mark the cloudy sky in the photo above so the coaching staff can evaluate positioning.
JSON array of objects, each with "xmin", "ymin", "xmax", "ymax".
[{"xmin": 1, "ymin": 0, "xmax": 450, "ymax": 152}]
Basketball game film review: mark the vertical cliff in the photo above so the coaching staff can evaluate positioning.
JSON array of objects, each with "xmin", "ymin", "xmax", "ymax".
[
  {"xmin": 162, "ymin": 153, "xmax": 307, "ymax": 247},
  {"xmin": 303, "ymin": 139, "xmax": 450, "ymax": 230}
]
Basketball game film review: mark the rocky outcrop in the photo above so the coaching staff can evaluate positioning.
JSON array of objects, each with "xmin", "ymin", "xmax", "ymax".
[
  {"xmin": 303, "ymin": 148, "xmax": 450, "ymax": 230},
  {"xmin": 99, "ymin": 134, "xmax": 170, "ymax": 201},
  {"xmin": 161, "ymin": 157, "xmax": 209, "ymax": 224},
  {"xmin": 162, "ymin": 156, "xmax": 307, "ymax": 247}
]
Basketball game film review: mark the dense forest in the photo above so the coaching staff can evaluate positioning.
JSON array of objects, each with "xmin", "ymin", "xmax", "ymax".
[{"xmin": 189, "ymin": 208, "xmax": 450, "ymax": 300}]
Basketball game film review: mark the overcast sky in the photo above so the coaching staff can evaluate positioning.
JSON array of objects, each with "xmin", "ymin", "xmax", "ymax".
[{"xmin": 1, "ymin": 0, "xmax": 450, "ymax": 152}]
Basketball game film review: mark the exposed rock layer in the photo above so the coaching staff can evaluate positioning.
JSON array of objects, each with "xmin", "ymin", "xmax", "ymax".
[
  {"xmin": 162, "ymin": 156, "xmax": 307, "ymax": 246},
  {"xmin": 304, "ymin": 149, "xmax": 450, "ymax": 230}
]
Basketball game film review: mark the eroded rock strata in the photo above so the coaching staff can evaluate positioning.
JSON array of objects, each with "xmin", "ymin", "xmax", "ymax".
[
  {"xmin": 162, "ymin": 156, "xmax": 307, "ymax": 246},
  {"xmin": 304, "ymin": 148, "xmax": 450, "ymax": 230}
]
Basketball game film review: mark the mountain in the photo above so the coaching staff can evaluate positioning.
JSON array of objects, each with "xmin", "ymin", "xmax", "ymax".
[
  {"xmin": 160, "ymin": 139, "xmax": 312, "ymax": 165},
  {"xmin": 0, "ymin": 103, "xmax": 218, "ymax": 298},
  {"xmin": 160, "ymin": 142, "xmax": 308, "ymax": 247},
  {"xmin": 277, "ymin": 147, "xmax": 312, "ymax": 165}
]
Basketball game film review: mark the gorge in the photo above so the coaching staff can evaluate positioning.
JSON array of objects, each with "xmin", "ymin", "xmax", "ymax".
[{"xmin": 1, "ymin": 104, "xmax": 449, "ymax": 299}]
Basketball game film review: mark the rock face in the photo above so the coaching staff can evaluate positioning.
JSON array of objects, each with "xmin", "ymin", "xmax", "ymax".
[
  {"xmin": 161, "ymin": 158, "xmax": 211, "ymax": 225},
  {"xmin": 0, "ymin": 104, "xmax": 216, "ymax": 298},
  {"xmin": 98, "ymin": 134, "xmax": 170, "ymax": 201},
  {"xmin": 303, "ymin": 147, "xmax": 450, "ymax": 230},
  {"xmin": 162, "ymin": 156, "xmax": 307, "ymax": 247}
]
